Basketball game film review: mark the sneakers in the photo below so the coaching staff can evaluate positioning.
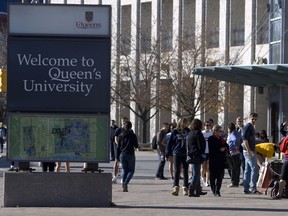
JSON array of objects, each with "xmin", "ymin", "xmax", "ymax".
[
  {"xmin": 172, "ymin": 186, "xmax": 179, "ymax": 196},
  {"xmin": 112, "ymin": 177, "xmax": 117, "ymax": 184},
  {"xmin": 201, "ymin": 177, "xmax": 205, "ymax": 185},
  {"xmin": 199, "ymin": 191, "xmax": 207, "ymax": 195},
  {"xmin": 272, "ymin": 195, "xmax": 282, "ymax": 200},
  {"xmin": 227, "ymin": 183, "xmax": 238, "ymax": 188},
  {"xmin": 155, "ymin": 176, "xmax": 168, "ymax": 180},
  {"xmin": 201, "ymin": 177, "xmax": 210, "ymax": 187},
  {"xmin": 244, "ymin": 190, "xmax": 262, "ymax": 195},
  {"xmin": 251, "ymin": 190, "xmax": 262, "ymax": 195},
  {"xmin": 123, "ymin": 184, "xmax": 128, "ymax": 192},
  {"xmin": 182, "ymin": 186, "xmax": 188, "ymax": 196}
]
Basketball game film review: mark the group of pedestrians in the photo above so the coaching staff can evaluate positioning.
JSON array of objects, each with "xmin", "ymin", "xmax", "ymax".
[
  {"xmin": 110, "ymin": 113, "xmax": 288, "ymax": 199},
  {"xmin": 152, "ymin": 112, "xmax": 278, "ymax": 198}
]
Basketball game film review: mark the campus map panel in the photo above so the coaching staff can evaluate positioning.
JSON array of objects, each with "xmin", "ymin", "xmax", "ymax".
[{"xmin": 8, "ymin": 114, "xmax": 109, "ymax": 162}]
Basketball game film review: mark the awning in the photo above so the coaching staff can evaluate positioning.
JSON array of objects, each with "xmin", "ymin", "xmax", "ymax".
[{"xmin": 192, "ymin": 64, "xmax": 288, "ymax": 87}]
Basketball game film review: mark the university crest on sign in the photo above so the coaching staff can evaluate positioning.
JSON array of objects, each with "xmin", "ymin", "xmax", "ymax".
[{"xmin": 85, "ymin": 11, "xmax": 93, "ymax": 22}]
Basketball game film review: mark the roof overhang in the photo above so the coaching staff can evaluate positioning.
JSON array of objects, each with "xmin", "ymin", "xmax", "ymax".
[{"xmin": 192, "ymin": 64, "xmax": 288, "ymax": 87}]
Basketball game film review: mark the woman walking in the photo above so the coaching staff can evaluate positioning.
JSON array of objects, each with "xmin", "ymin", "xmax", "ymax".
[
  {"xmin": 208, "ymin": 125, "xmax": 228, "ymax": 197},
  {"xmin": 227, "ymin": 122, "xmax": 242, "ymax": 187},
  {"xmin": 187, "ymin": 119, "xmax": 206, "ymax": 197},
  {"xmin": 165, "ymin": 117, "xmax": 190, "ymax": 196},
  {"xmin": 119, "ymin": 121, "xmax": 139, "ymax": 192}
]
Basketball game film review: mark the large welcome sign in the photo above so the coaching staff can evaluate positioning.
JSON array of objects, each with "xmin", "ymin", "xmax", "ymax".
[
  {"xmin": 8, "ymin": 37, "xmax": 110, "ymax": 112},
  {"xmin": 7, "ymin": 4, "xmax": 111, "ymax": 162}
]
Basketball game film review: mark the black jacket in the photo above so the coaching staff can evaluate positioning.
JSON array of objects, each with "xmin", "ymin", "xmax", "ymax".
[
  {"xmin": 187, "ymin": 129, "xmax": 206, "ymax": 158},
  {"xmin": 119, "ymin": 130, "xmax": 139, "ymax": 155},
  {"xmin": 208, "ymin": 135, "xmax": 228, "ymax": 169}
]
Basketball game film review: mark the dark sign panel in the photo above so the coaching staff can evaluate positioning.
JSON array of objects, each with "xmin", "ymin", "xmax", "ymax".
[
  {"xmin": 8, "ymin": 113, "xmax": 109, "ymax": 162},
  {"xmin": 8, "ymin": 37, "xmax": 111, "ymax": 113}
]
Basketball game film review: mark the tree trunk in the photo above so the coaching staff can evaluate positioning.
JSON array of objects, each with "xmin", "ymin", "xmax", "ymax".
[{"xmin": 141, "ymin": 119, "xmax": 148, "ymax": 144}]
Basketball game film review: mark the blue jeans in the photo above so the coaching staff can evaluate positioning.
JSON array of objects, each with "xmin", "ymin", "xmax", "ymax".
[
  {"xmin": 189, "ymin": 163, "xmax": 201, "ymax": 189},
  {"xmin": 0, "ymin": 138, "xmax": 4, "ymax": 153},
  {"xmin": 243, "ymin": 150, "xmax": 259, "ymax": 192},
  {"xmin": 120, "ymin": 152, "xmax": 136, "ymax": 189},
  {"xmin": 155, "ymin": 150, "xmax": 166, "ymax": 178}
]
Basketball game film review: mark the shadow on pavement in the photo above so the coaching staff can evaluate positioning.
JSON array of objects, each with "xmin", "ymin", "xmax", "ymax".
[{"xmin": 111, "ymin": 205, "xmax": 288, "ymax": 212}]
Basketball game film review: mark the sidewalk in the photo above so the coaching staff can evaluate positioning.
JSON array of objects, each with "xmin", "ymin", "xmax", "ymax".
[{"xmin": 0, "ymin": 150, "xmax": 287, "ymax": 216}]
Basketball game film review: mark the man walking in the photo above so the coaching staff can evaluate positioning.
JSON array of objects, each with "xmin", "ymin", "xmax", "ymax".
[
  {"xmin": 112, "ymin": 117, "xmax": 129, "ymax": 183},
  {"xmin": 155, "ymin": 122, "xmax": 169, "ymax": 180},
  {"xmin": 242, "ymin": 113, "xmax": 261, "ymax": 194}
]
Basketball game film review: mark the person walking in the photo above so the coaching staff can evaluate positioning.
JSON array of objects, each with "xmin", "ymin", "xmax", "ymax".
[
  {"xmin": 165, "ymin": 117, "xmax": 190, "ymax": 196},
  {"xmin": 110, "ymin": 120, "xmax": 118, "ymax": 161},
  {"xmin": 166, "ymin": 123, "xmax": 177, "ymax": 180},
  {"xmin": 187, "ymin": 119, "xmax": 206, "ymax": 197},
  {"xmin": 272, "ymin": 131, "xmax": 288, "ymax": 199},
  {"xmin": 201, "ymin": 121, "xmax": 213, "ymax": 187},
  {"xmin": 155, "ymin": 122, "xmax": 170, "ymax": 180},
  {"xmin": 242, "ymin": 113, "xmax": 262, "ymax": 194},
  {"xmin": 236, "ymin": 117, "xmax": 245, "ymax": 185},
  {"xmin": 227, "ymin": 122, "xmax": 242, "ymax": 187},
  {"xmin": 119, "ymin": 121, "xmax": 139, "ymax": 192},
  {"xmin": 208, "ymin": 125, "xmax": 228, "ymax": 197},
  {"xmin": 112, "ymin": 117, "xmax": 129, "ymax": 184}
]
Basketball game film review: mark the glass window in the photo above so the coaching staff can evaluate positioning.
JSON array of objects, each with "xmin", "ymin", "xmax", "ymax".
[
  {"xmin": 270, "ymin": 43, "xmax": 281, "ymax": 64},
  {"xmin": 270, "ymin": 0, "xmax": 282, "ymax": 19},
  {"xmin": 270, "ymin": 20, "xmax": 281, "ymax": 42}
]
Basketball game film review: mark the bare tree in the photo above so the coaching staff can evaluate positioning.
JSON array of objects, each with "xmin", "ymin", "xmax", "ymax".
[
  {"xmin": 111, "ymin": 33, "xmax": 162, "ymax": 143},
  {"xmin": 160, "ymin": 31, "xmax": 225, "ymax": 121}
]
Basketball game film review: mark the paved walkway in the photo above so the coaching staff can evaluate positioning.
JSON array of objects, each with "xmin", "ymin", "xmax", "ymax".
[{"xmin": 0, "ymin": 150, "xmax": 287, "ymax": 216}]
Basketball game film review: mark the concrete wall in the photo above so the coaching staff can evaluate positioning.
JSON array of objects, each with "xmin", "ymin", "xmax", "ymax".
[{"xmin": 4, "ymin": 172, "xmax": 112, "ymax": 207}]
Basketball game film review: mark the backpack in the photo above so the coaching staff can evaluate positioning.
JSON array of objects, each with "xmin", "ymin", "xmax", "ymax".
[{"xmin": 151, "ymin": 134, "xmax": 157, "ymax": 150}]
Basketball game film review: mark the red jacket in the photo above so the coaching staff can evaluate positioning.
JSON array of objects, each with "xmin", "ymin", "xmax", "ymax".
[{"xmin": 280, "ymin": 136, "xmax": 288, "ymax": 158}]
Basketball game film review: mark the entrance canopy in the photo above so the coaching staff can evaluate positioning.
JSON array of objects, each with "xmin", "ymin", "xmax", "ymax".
[{"xmin": 192, "ymin": 64, "xmax": 288, "ymax": 87}]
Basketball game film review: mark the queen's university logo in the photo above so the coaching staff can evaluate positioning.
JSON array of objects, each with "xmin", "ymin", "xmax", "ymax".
[{"xmin": 85, "ymin": 11, "xmax": 93, "ymax": 22}]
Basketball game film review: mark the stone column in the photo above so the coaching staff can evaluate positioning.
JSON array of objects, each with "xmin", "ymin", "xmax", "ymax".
[
  {"xmin": 130, "ymin": 0, "xmax": 141, "ymax": 137},
  {"xmin": 244, "ymin": 0, "xmax": 256, "ymax": 116},
  {"xmin": 150, "ymin": 0, "xmax": 161, "ymax": 138}
]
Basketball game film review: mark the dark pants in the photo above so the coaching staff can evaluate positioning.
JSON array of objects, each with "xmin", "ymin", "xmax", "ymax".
[
  {"xmin": 156, "ymin": 150, "xmax": 166, "ymax": 178},
  {"xmin": 42, "ymin": 162, "xmax": 55, "ymax": 172},
  {"xmin": 110, "ymin": 139, "xmax": 115, "ymax": 160},
  {"xmin": 210, "ymin": 166, "xmax": 224, "ymax": 194},
  {"xmin": 0, "ymin": 137, "xmax": 4, "ymax": 153},
  {"xmin": 228, "ymin": 154, "xmax": 241, "ymax": 186},
  {"xmin": 120, "ymin": 152, "xmax": 136, "ymax": 189},
  {"xmin": 173, "ymin": 154, "xmax": 189, "ymax": 187}
]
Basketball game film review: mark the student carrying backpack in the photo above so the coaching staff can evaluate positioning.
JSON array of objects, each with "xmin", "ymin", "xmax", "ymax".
[{"xmin": 151, "ymin": 134, "xmax": 157, "ymax": 150}]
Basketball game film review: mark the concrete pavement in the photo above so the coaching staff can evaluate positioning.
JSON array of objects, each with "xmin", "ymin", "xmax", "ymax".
[{"xmin": 0, "ymin": 149, "xmax": 287, "ymax": 216}]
